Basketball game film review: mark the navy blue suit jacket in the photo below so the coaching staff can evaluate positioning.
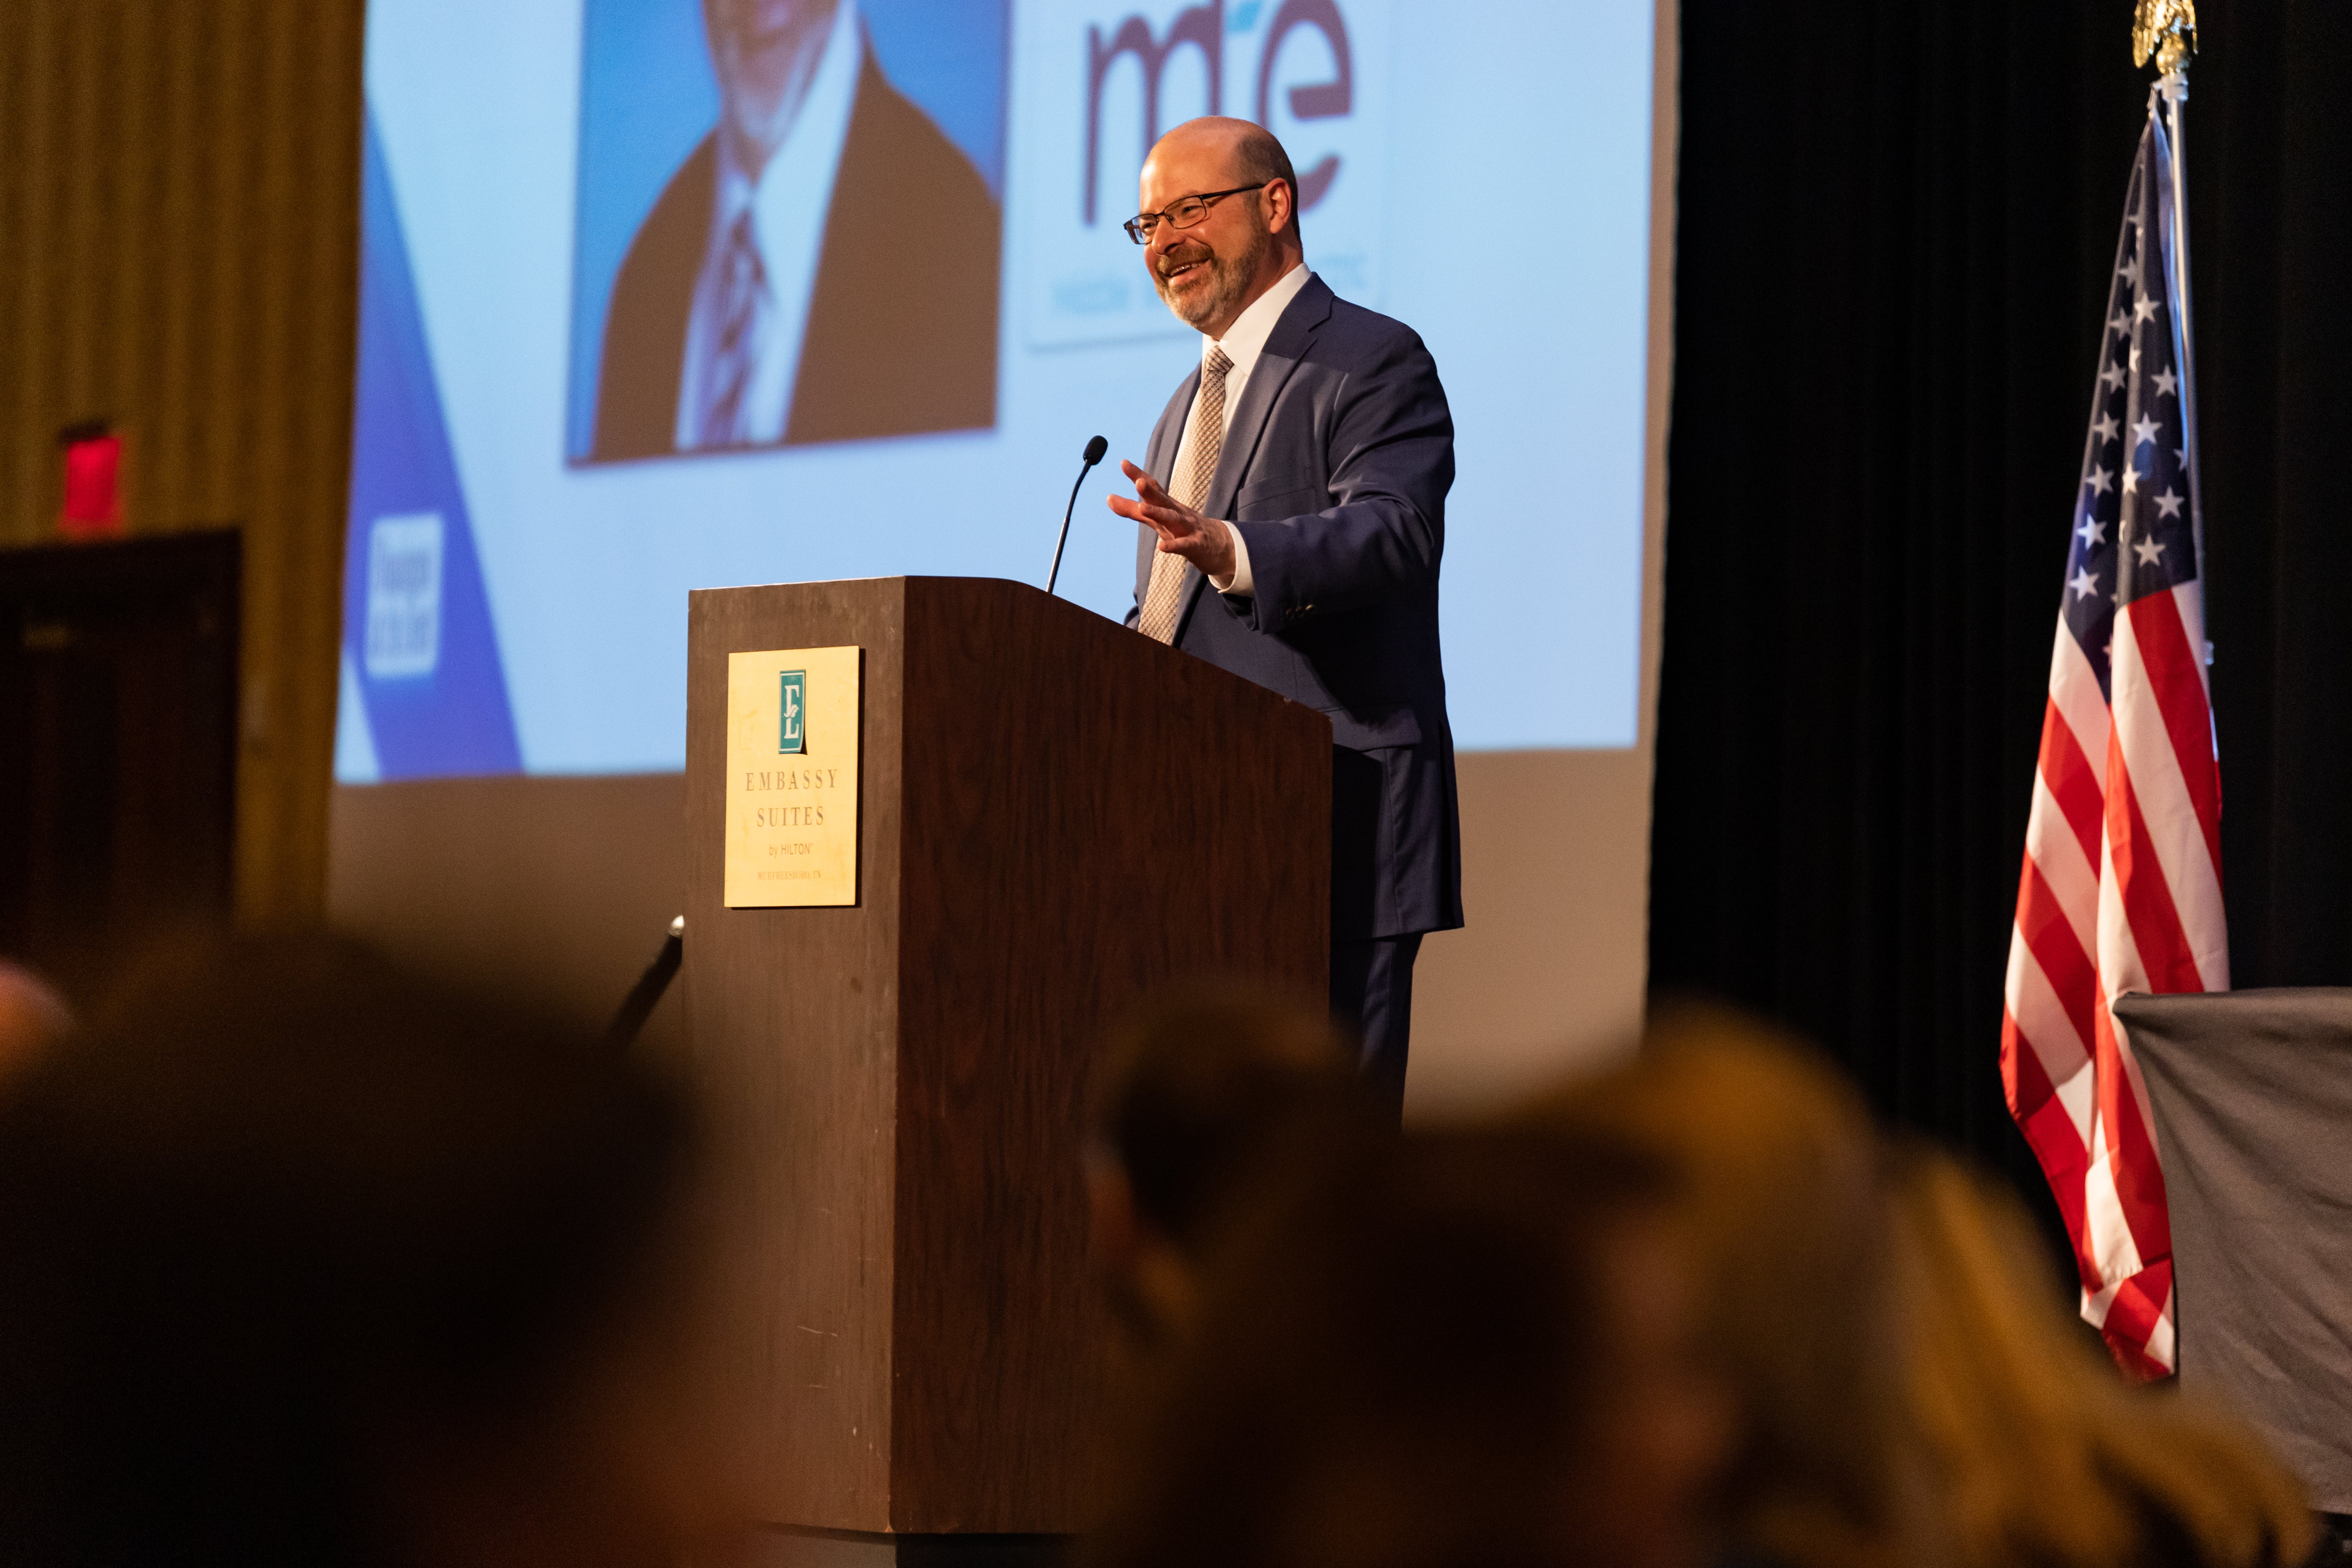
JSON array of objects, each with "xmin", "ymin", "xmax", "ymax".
[{"xmin": 1127, "ymin": 274, "xmax": 1462, "ymax": 940}]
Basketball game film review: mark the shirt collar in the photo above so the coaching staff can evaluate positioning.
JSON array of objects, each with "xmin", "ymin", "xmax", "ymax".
[
  {"xmin": 1206, "ymin": 261, "xmax": 1313, "ymax": 380},
  {"xmin": 713, "ymin": 0, "xmax": 864, "ymax": 244}
]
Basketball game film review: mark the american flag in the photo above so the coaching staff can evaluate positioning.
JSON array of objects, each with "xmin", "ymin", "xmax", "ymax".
[{"xmin": 2002, "ymin": 103, "xmax": 2222, "ymax": 1380}]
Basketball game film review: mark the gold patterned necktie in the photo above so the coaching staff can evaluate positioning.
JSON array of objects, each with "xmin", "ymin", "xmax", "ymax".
[{"xmin": 1137, "ymin": 345, "xmax": 1234, "ymax": 644}]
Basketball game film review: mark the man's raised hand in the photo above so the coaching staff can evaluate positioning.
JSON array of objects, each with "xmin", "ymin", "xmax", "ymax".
[{"xmin": 1106, "ymin": 459, "xmax": 1236, "ymax": 582}]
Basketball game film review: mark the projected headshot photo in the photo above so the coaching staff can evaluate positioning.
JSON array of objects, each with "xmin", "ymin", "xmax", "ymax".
[{"xmin": 568, "ymin": 0, "xmax": 1006, "ymax": 464}]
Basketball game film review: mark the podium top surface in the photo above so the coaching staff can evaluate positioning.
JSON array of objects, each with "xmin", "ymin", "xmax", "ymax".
[{"xmin": 688, "ymin": 573, "xmax": 1334, "ymax": 744}]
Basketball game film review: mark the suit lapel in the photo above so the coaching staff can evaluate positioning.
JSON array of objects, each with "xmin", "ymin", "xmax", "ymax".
[
  {"xmin": 1203, "ymin": 275, "xmax": 1334, "ymax": 522},
  {"xmin": 1160, "ymin": 277, "xmax": 1335, "ymax": 637}
]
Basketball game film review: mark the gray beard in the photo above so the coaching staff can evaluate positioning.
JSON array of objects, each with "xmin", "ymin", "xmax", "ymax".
[{"xmin": 1159, "ymin": 227, "xmax": 1271, "ymax": 332}]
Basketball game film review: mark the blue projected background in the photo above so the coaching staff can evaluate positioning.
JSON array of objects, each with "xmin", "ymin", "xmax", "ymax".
[{"xmin": 337, "ymin": 0, "xmax": 1656, "ymax": 782}]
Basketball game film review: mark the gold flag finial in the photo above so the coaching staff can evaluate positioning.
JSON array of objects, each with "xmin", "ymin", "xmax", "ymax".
[{"xmin": 2134, "ymin": 0, "xmax": 2197, "ymax": 75}]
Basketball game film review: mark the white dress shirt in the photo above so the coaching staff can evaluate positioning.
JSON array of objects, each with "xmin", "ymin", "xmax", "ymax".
[
  {"xmin": 674, "ymin": 0, "xmax": 863, "ymax": 450},
  {"xmin": 1169, "ymin": 262, "xmax": 1314, "ymax": 594}
]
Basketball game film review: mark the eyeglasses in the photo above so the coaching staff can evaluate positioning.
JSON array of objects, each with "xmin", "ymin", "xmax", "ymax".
[{"xmin": 1122, "ymin": 183, "xmax": 1271, "ymax": 245}]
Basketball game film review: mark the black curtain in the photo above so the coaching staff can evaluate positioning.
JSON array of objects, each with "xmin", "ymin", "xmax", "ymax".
[
  {"xmin": 1651, "ymin": 0, "xmax": 2352, "ymax": 1222},
  {"xmin": 2194, "ymin": 5, "xmax": 2352, "ymax": 987}
]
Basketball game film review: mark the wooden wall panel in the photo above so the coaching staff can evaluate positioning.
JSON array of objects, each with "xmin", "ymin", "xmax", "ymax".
[{"xmin": 0, "ymin": 0, "xmax": 364, "ymax": 924}]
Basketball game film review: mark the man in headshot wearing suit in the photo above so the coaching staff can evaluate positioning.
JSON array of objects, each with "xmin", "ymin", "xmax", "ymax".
[
  {"xmin": 1106, "ymin": 116, "xmax": 1461, "ymax": 1122},
  {"xmin": 590, "ymin": 0, "xmax": 998, "ymax": 461}
]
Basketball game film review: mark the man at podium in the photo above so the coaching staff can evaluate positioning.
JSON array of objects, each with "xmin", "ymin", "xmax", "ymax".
[{"xmin": 1108, "ymin": 117, "xmax": 1461, "ymax": 1120}]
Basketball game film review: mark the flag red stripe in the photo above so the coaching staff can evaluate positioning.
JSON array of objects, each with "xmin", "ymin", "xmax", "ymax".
[
  {"xmin": 2100, "ymin": 1260, "xmax": 2174, "ymax": 1378},
  {"xmin": 2104, "ymin": 748, "xmax": 2207, "ymax": 995},
  {"xmin": 2125, "ymin": 588, "xmax": 2225, "ymax": 882},
  {"xmin": 2036, "ymin": 698, "xmax": 2107, "ymax": 874},
  {"xmin": 2000, "ymin": 1006, "xmax": 2095, "ymax": 1283},
  {"xmin": 2090, "ymin": 989, "xmax": 2174, "ymax": 1268},
  {"xmin": 1999, "ymin": 1004, "xmax": 2054, "ymax": 1121},
  {"xmin": 2017, "ymin": 858, "xmax": 2099, "ymax": 1053}
]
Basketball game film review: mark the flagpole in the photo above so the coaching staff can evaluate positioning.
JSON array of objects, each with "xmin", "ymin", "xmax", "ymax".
[
  {"xmin": 2136, "ymin": 1, "xmax": 2205, "ymax": 628},
  {"xmin": 2160, "ymin": 73, "xmax": 2205, "ymax": 605}
]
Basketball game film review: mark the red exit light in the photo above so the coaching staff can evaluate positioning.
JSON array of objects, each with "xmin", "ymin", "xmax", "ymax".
[{"xmin": 60, "ymin": 425, "xmax": 124, "ymax": 538}]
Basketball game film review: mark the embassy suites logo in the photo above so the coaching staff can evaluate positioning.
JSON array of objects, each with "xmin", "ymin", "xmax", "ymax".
[{"xmin": 779, "ymin": 668, "xmax": 805, "ymax": 754}]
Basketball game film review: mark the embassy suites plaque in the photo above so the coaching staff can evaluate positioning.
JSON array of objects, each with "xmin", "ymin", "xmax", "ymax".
[{"xmin": 723, "ymin": 644, "xmax": 861, "ymax": 907}]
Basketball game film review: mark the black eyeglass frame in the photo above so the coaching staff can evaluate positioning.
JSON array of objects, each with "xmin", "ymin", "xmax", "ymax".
[{"xmin": 1121, "ymin": 183, "xmax": 1273, "ymax": 245}]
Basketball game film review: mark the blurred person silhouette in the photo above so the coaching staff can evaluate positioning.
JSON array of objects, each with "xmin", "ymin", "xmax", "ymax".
[
  {"xmin": 0, "ymin": 959, "xmax": 71, "ymax": 1088},
  {"xmin": 1085, "ymin": 983, "xmax": 1383, "ymax": 1353},
  {"xmin": 1528, "ymin": 1004, "xmax": 1931, "ymax": 1568},
  {"xmin": 0, "ymin": 931, "xmax": 747, "ymax": 1568},
  {"xmin": 1890, "ymin": 1145, "xmax": 2315, "ymax": 1568},
  {"xmin": 1088, "ymin": 1126, "xmax": 1735, "ymax": 1568}
]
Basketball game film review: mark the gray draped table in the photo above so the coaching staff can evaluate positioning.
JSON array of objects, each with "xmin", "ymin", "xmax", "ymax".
[{"xmin": 2117, "ymin": 987, "xmax": 2352, "ymax": 1513}]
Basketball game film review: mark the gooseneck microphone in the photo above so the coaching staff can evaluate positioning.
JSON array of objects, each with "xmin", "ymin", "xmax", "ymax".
[{"xmin": 1046, "ymin": 435, "xmax": 1110, "ymax": 597}]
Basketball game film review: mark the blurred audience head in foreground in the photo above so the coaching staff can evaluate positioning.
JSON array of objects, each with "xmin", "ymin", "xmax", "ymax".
[
  {"xmin": 0, "ymin": 931, "xmax": 738, "ymax": 1568},
  {"xmin": 1086, "ymin": 982, "xmax": 1380, "ymax": 1349},
  {"xmin": 1091, "ymin": 1122, "xmax": 1733, "ymax": 1568},
  {"xmin": 1531, "ymin": 1001, "xmax": 2314, "ymax": 1568},
  {"xmin": 1890, "ymin": 1144, "xmax": 2313, "ymax": 1568},
  {"xmin": 1531, "ymin": 1003, "xmax": 1921, "ymax": 1568}
]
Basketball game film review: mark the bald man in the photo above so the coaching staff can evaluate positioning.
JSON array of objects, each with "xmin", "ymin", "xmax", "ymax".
[{"xmin": 1108, "ymin": 118, "xmax": 1460, "ymax": 1121}]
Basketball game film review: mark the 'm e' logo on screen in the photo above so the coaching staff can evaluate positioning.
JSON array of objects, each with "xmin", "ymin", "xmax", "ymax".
[
  {"xmin": 1020, "ymin": 0, "xmax": 1387, "ymax": 349},
  {"xmin": 779, "ymin": 671, "xmax": 806, "ymax": 755}
]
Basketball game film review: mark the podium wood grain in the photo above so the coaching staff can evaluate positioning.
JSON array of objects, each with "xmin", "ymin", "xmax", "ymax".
[{"xmin": 684, "ymin": 577, "xmax": 1330, "ymax": 1534}]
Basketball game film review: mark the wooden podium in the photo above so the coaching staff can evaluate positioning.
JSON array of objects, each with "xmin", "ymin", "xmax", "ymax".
[{"xmin": 682, "ymin": 577, "xmax": 1331, "ymax": 1542}]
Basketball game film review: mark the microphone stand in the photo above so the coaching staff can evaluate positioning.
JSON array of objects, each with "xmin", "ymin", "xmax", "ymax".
[
  {"xmin": 606, "ymin": 915, "xmax": 683, "ymax": 1048},
  {"xmin": 1047, "ymin": 439, "xmax": 1108, "ymax": 597}
]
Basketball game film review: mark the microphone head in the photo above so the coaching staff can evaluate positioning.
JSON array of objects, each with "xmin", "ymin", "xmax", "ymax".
[{"xmin": 1083, "ymin": 434, "xmax": 1109, "ymax": 466}]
